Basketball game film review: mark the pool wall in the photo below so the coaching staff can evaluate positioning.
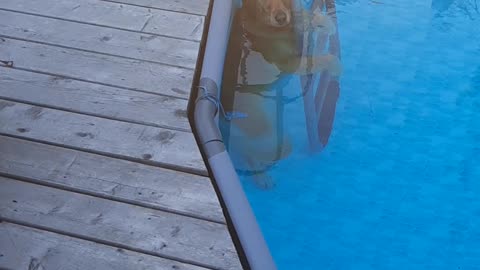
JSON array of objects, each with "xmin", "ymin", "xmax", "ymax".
[{"xmin": 187, "ymin": 0, "xmax": 277, "ymax": 269}]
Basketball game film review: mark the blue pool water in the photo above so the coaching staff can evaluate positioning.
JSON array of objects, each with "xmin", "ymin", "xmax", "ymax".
[{"xmin": 220, "ymin": 0, "xmax": 480, "ymax": 269}]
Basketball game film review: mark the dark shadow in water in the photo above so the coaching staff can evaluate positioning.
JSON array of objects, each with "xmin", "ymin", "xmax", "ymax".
[
  {"xmin": 470, "ymin": 60, "xmax": 480, "ymax": 108},
  {"xmin": 459, "ymin": 55, "xmax": 480, "ymax": 189},
  {"xmin": 432, "ymin": 0, "xmax": 455, "ymax": 13},
  {"xmin": 456, "ymin": 62, "xmax": 480, "ymax": 106},
  {"xmin": 432, "ymin": 0, "xmax": 479, "ymax": 19},
  {"xmin": 472, "ymin": 63, "xmax": 480, "ymax": 92}
]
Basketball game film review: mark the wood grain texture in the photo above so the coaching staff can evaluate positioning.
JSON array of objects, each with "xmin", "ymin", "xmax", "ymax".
[
  {"xmin": 101, "ymin": 0, "xmax": 210, "ymax": 15},
  {"xmin": 0, "ymin": 10, "xmax": 199, "ymax": 69},
  {"xmin": 0, "ymin": 68, "xmax": 191, "ymax": 131},
  {"xmin": 0, "ymin": 222, "xmax": 209, "ymax": 270},
  {"xmin": 0, "ymin": 1, "xmax": 242, "ymax": 269},
  {"xmin": 0, "ymin": 38, "xmax": 193, "ymax": 99},
  {"xmin": 0, "ymin": 135, "xmax": 223, "ymax": 223},
  {"xmin": 0, "ymin": 0, "xmax": 204, "ymax": 41},
  {"xmin": 0, "ymin": 100, "xmax": 207, "ymax": 175},
  {"xmin": 0, "ymin": 177, "xmax": 242, "ymax": 269}
]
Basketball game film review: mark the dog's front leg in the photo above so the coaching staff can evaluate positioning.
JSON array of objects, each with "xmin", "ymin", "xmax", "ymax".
[
  {"xmin": 297, "ymin": 10, "xmax": 336, "ymax": 35},
  {"xmin": 295, "ymin": 54, "xmax": 342, "ymax": 76}
]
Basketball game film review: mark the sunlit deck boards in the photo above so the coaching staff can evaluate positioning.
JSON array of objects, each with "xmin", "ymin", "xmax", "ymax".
[{"xmin": 0, "ymin": 0, "xmax": 242, "ymax": 269}]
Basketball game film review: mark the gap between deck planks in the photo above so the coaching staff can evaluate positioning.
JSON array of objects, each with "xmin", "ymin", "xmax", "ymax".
[
  {"xmin": 0, "ymin": 135, "xmax": 224, "ymax": 223},
  {"xmin": 99, "ymin": 0, "xmax": 210, "ymax": 16},
  {"xmin": 0, "ymin": 9, "xmax": 199, "ymax": 69},
  {"xmin": 0, "ymin": 100, "xmax": 207, "ymax": 175},
  {"xmin": 0, "ymin": 38, "xmax": 193, "ymax": 99},
  {"xmin": 0, "ymin": 222, "xmax": 210, "ymax": 270},
  {"xmin": 0, "ymin": 0, "xmax": 204, "ymax": 41},
  {"xmin": 0, "ymin": 177, "xmax": 243, "ymax": 269},
  {"xmin": 0, "ymin": 68, "xmax": 191, "ymax": 132}
]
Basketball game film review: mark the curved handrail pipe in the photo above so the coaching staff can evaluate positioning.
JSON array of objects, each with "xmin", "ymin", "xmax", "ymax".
[{"xmin": 191, "ymin": 0, "xmax": 277, "ymax": 269}]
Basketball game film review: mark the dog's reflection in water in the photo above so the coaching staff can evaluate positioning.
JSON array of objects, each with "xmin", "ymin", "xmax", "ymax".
[{"xmin": 223, "ymin": 0, "xmax": 341, "ymax": 189}]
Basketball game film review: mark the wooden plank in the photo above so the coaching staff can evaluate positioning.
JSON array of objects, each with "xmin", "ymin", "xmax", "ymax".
[
  {"xmin": 101, "ymin": 0, "xmax": 210, "ymax": 15},
  {"xmin": 0, "ymin": 222, "xmax": 209, "ymax": 270},
  {"xmin": 0, "ymin": 38, "xmax": 193, "ymax": 99},
  {"xmin": 0, "ymin": 177, "xmax": 242, "ymax": 269},
  {"xmin": 0, "ymin": 0, "xmax": 204, "ymax": 41},
  {"xmin": 0, "ymin": 9, "xmax": 199, "ymax": 69},
  {"xmin": 0, "ymin": 135, "xmax": 224, "ymax": 223},
  {"xmin": 0, "ymin": 100, "xmax": 206, "ymax": 175},
  {"xmin": 0, "ymin": 68, "xmax": 191, "ymax": 131}
]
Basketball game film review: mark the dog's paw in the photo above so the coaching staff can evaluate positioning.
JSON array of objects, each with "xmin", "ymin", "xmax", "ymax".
[
  {"xmin": 252, "ymin": 172, "xmax": 276, "ymax": 189},
  {"xmin": 297, "ymin": 54, "xmax": 342, "ymax": 76},
  {"xmin": 311, "ymin": 54, "xmax": 342, "ymax": 76},
  {"xmin": 324, "ymin": 54, "xmax": 342, "ymax": 77},
  {"xmin": 298, "ymin": 11, "xmax": 336, "ymax": 35},
  {"xmin": 311, "ymin": 13, "xmax": 336, "ymax": 35}
]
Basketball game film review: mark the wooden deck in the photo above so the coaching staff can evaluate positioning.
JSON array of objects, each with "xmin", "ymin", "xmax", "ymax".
[{"xmin": 0, "ymin": 0, "xmax": 243, "ymax": 269}]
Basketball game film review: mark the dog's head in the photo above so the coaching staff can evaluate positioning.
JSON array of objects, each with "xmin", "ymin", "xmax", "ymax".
[{"xmin": 245, "ymin": 0, "xmax": 293, "ymax": 28}]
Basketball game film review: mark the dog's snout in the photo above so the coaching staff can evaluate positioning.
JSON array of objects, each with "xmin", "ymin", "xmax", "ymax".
[{"xmin": 274, "ymin": 11, "xmax": 287, "ymax": 25}]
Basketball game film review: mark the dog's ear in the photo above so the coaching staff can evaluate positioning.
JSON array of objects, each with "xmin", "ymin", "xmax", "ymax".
[
  {"xmin": 282, "ymin": 0, "xmax": 293, "ymax": 9},
  {"xmin": 243, "ymin": 0, "xmax": 263, "ymax": 12}
]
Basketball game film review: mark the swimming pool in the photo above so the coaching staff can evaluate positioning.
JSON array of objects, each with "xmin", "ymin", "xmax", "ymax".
[{"xmin": 219, "ymin": 0, "xmax": 480, "ymax": 269}]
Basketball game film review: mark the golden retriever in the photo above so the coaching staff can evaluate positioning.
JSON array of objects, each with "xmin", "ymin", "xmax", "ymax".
[{"xmin": 222, "ymin": 0, "xmax": 341, "ymax": 188}]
